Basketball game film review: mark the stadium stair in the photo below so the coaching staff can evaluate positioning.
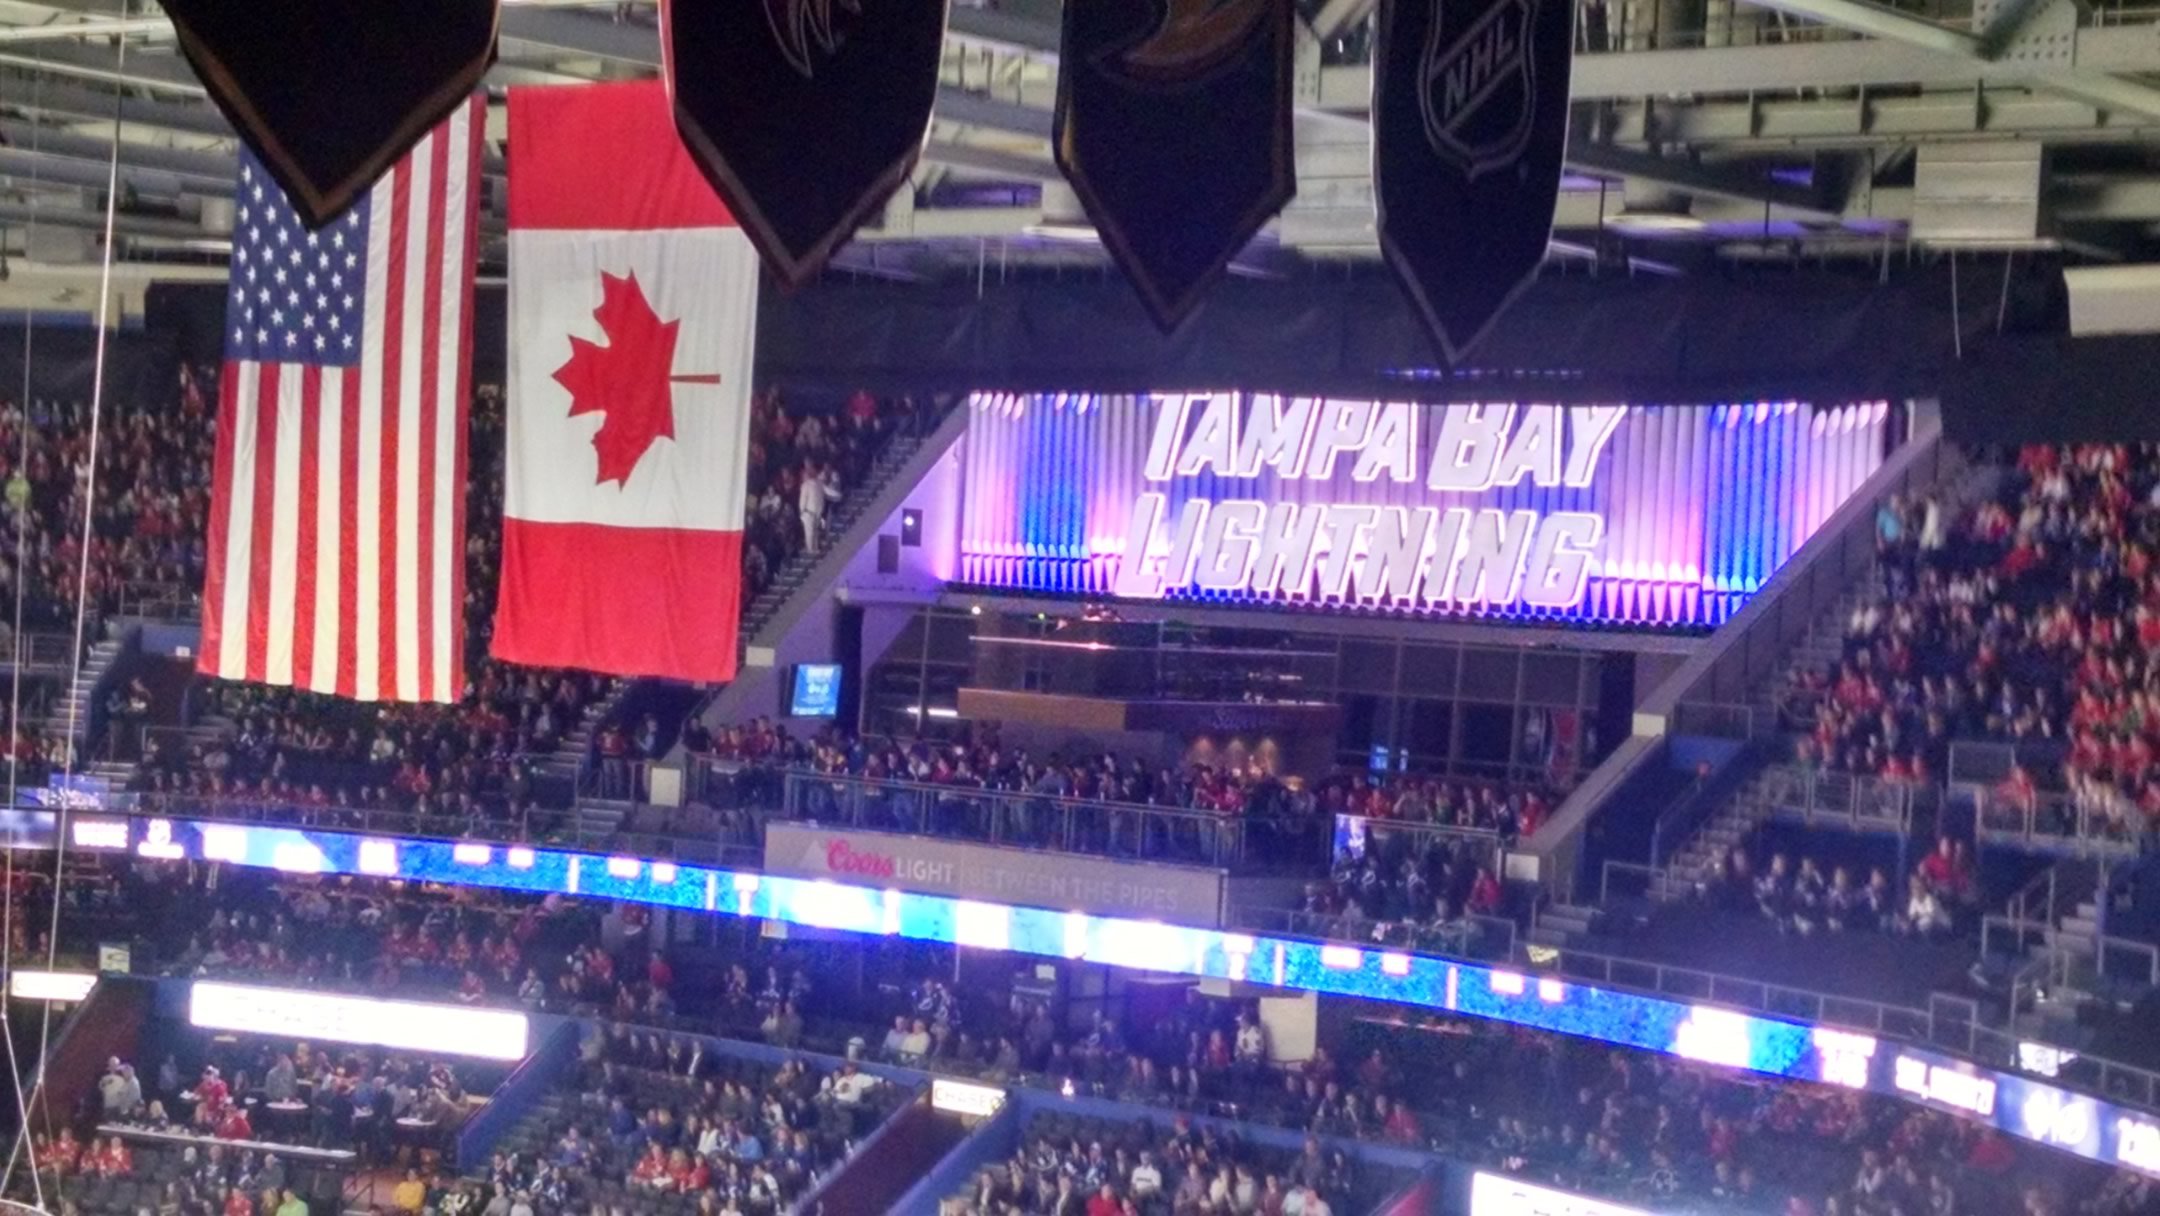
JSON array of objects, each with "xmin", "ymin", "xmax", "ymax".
[
  {"xmin": 739, "ymin": 398, "xmax": 970, "ymax": 653},
  {"xmin": 48, "ymin": 632, "xmax": 125, "ymax": 763}
]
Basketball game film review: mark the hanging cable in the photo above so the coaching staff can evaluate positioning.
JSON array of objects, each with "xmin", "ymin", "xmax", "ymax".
[
  {"xmin": 31, "ymin": 20, "xmax": 132, "ymax": 1212},
  {"xmin": 0, "ymin": 52, "xmax": 49, "ymax": 1214}
]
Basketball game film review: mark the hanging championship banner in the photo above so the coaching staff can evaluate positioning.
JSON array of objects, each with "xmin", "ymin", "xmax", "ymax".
[
  {"xmin": 1373, "ymin": 0, "xmax": 1573, "ymax": 360},
  {"xmin": 163, "ymin": 0, "xmax": 498, "ymax": 228},
  {"xmin": 1055, "ymin": 0, "xmax": 1295, "ymax": 330},
  {"xmin": 662, "ymin": 0, "xmax": 948, "ymax": 288}
]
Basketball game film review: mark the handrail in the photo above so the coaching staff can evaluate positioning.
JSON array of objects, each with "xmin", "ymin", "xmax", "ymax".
[
  {"xmin": 1599, "ymin": 858, "xmax": 1670, "ymax": 905},
  {"xmin": 775, "ymin": 769, "xmax": 1330, "ymax": 872},
  {"xmin": 1970, "ymin": 779, "xmax": 2149, "ymax": 857},
  {"xmin": 1756, "ymin": 764, "xmax": 1928, "ymax": 836},
  {"xmin": 1224, "ymin": 904, "xmax": 1519, "ymax": 965}
]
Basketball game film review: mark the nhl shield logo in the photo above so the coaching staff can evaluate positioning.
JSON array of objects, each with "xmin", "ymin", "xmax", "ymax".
[{"xmin": 1418, "ymin": 0, "xmax": 1537, "ymax": 180}]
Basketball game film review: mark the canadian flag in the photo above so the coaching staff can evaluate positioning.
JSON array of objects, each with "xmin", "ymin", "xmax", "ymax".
[{"xmin": 494, "ymin": 81, "xmax": 756, "ymax": 682}]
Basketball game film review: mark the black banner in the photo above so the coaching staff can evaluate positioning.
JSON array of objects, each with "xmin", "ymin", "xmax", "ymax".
[
  {"xmin": 162, "ymin": 0, "xmax": 497, "ymax": 227},
  {"xmin": 1373, "ymin": 0, "xmax": 1573, "ymax": 359},
  {"xmin": 1054, "ymin": 0, "xmax": 1295, "ymax": 331},
  {"xmin": 664, "ymin": 0, "xmax": 948, "ymax": 288}
]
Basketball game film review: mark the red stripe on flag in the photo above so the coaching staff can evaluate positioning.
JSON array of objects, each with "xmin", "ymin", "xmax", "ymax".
[
  {"xmin": 507, "ymin": 82, "xmax": 736, "ymax": 232},
  {"xmin": 244, "ymin": 364, "xmax": 280, "ymax": 685},
  {"xmin": 199, "ymin": 365, "xmax": 241, "ymax": 676},
  {"xmin": 292, "ymin": 365, "xmax": 321, "ymax": 692},
  {"xmin": 451, "ymin": 97, "xmax": 482, "ymax": 697},
  {"xmin": 493, "ymin": 519, "xmax": 743, "ymax": 682},
  {"xmin": 417, "ymin": 128, "xmax": 449, "ymax": 702},
  {"xmin": 337, "ymin": 363, "xmax": 361, "ymax": 700},
  {"xmin": 379, "ymin": 158, "xmax": 411, "ymax": 701}
]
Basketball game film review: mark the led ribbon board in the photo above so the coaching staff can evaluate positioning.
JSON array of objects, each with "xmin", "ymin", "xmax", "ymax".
[
  {"xmin": 189, "ymin": 980, "xmax": 531, "ymax": 1061},
  {"xmin": 119, "ymin": 815, "xmax": 2160, "ymax": 1179},
  {"xmin": 959, "ymin": 394, "xmax": 1891, "ymax": 629}
]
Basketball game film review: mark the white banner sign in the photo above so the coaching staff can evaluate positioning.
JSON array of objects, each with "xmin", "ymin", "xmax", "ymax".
[
  {"xmin": 190, "ymin": 981, "xmax": 530, "ymax": 1061},
  {"xmin": 1470, "ymin": 1174, "xmax": 1654, "ymax": 1216},
  {"xmin": 763, "ymin": 822, "xmax": 1226, "ymax": 926}
]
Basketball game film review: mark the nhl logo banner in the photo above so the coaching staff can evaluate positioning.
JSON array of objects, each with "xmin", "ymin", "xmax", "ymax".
[
  {"xmin": 1055, "ymin": 0, "xmax": 1295, "ymax": 330},
  {"xmin": 662, "ymin": 0, "xmax": 948, "ymax": 288},
  {"xmin": 1374, "ymin": 0, "xmax": 1572, "ymax": 359},
  {"xmin": 163, "ymin": 0, "xmax": 498, "ymax": 227}
]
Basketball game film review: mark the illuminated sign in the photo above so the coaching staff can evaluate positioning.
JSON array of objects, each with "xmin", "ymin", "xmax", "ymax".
[
  {"xmin": 930, "ymin": 1079, "xmax": 1006, "ymax": 1118},
  {"xmin": 9, "ymin": 970, "xmax": 95, "ymax": 1002},
  {"xmin": 1114, "ymin": 400, "xmax": 1622, "ymax": 609},
  {"xmin": 1895, "ymin": 1055, "xmax": 1998, "ymax": 1118},
  {"xmin": 1812, "ymin": 1027, "xmax": 1878, "ymax": 1091},
  {"xmin": 2020, "ymin": 1041, "xmax": 2078, "ymax": 1078},
  {"xmin": 103, "ymin": 813, "xmax": 2160, "ymax": 1180},
  {"xmin": 1469, "ymin": 1173, "xmax": 1652, "ymax": 1216},
  {"xmin": 960, "ymin": 394, "xmax": 1892, "ymax": 629},
  {"xmin": 71, "ymin": 819, "xmax": 131, "ymax": 851},
  {"xmin": 189, "ymin": 981, "xmax": 530, "ymax": 1061},
  {"xmin": 1674, "ymin": 1006, "xmax": 1754, "ymax": 1070}
]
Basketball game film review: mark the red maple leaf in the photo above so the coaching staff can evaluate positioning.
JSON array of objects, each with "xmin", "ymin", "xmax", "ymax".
[{"xmin": 554, "ymin": 271, "xmax": 704, "ymax": 486}]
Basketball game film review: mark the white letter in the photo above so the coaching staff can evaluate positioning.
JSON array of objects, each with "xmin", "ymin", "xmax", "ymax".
[
  {"xmin": 1490, "ymin": 404, "xmax": 1563, "ymax": 488},
  {"xmin": 1519, "ymin": 512, "xmax": 1603, "ymax": 608},
  {"xmin": 1448, "ymin": 508, "xmax": 1537, "ymax": 606},
  {"xmin": 1563, "ymin": 405, "xmax": 1628, "ymax": 487},
  {"xmin": 1112, "ymin": 492, "xmax": 1170, "ymax": 597},
  {"xmin": 1248, "ymin": 503, "xmax": 1326, "ymax": 596},
  {"xmin": 1142, "ymin": 396, "xmax": 1194, "ymax": 482},
  {"xmin": 1312, "ymin": 506, "xmax": 1376, "ymax": 600},
  {"xmin": 1427, "ymin": 403, "xmax": 1516, "ymax": 491},
  {"xmin": 1158, "ymin": 500, "xmax": 1212, "ymax": 593},
  {"xmin": 1354, "ymin": 507, "xmax": 1435, "ymax": 602},
  {"xmin": 1305, "ymin": 400, "xmax": 1376, "ymax": 481},
  {"xmin": 1174, "ymin": 395, "xmax": 1238, "ymax": 478},
  {"xmin": 1193, "ymin": 500, "xmax": 1266, "ymax": 589},
  {"xmin": 1420, "ymin": 508, "xmax": 1472, "ymax": 605},
  {"xmin": 1234, "ymin": 395, "xmax": 1317, "ymax": 478},
  {"xmin": 1351, "ymin": 403, "xmax": 1418, "ymax": 484}
]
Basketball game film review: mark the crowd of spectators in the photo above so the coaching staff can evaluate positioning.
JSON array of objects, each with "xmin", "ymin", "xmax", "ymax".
[
  {"xmin": 95, "ymin": 1041, "xmax": 481, "ymax": 1160},
  {"xmin": 1688, "ymin": 835, "xmax": 1982, "ymax": 941},
  {"xmin": 737, "ymin": 389, "xmax": 927, "ymax": 601},
  {"xmin": 680, "ymin": 717, "xmax": 1552, "ymax": 870},
  {"xmin": 1287, "ymin": 831, "xmax": 1508, "ymax": 954},
  {"xmin": 0, "ymin": 370, "xmax": 215, "ymax": 633},
  {"xmin": 467, "ymin": 1027, "xmax": 904, "ymax": 1216},
  {"xmin": 28, "ymin": 856, "xmax": 2156, "ymax": 1216},
  {"xmin": 947, "ymin": 1115, "xmax": 1362, "ymax": 1216},
  {"xmin": 1787, "ymin": 444, "xmax": 2160, "ymax": 840}
]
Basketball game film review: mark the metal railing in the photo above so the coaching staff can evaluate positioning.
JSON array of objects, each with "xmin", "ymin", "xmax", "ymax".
[
  {"xmin": 776, "ymin": 770, "xmax": 1326, "ymax": 872},
  {"xmin": 1333, "ymin": 813, "xmax": 1504, "ymax": 870},
  {"xmin": 1755, "ymin": 764, "xmax": 1932, "ymax": 835},
  {"xmin": 1230, "ymin": 904, "xmax": 1519, "ymax": 963},
  {"xmin": 1970, "ymin": 782, "xmax": 2150, "ymax": 857},
  {"xmin": 113, "ymin": 580, "xmax": 197, "ymax": 622},
  {"xmin": 1599, "ymin": 858, "xmax": 1674, "ymax": 905},
  {"xmin": 1669, "ymin": 702, "xmax": 1766, "ymax": 741}
]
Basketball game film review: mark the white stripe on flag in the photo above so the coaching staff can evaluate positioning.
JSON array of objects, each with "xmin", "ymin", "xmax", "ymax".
[
  {"xmin": 216, "ymin": 363, "xmax": 260, "ymax": 682},
  {"xmin": 311, "ymin": 366, "xmax": 345, "ymax": 694},
  {"xmin": 432, "ymin": 109, "xmax": 470, "ymax": 701},
  {"xmin": 395, "ymin": 136, "xmax": 433, "ymax": 702},
  {"xmin": 356, "ymin": 175, "xmax": 394, "ymax": 700},
  {"xmin": 264, "ymin": 367, "xmax": 305, "ymax": 685}
]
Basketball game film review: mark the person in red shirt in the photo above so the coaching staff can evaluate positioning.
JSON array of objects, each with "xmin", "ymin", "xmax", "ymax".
[
  {"xmin": 1467, "ymin": 867, "xmax": 1503, "ymax": 917},
  {"xmin": 1085, "ymin": 1183, "xmax": 1122, "ymax": 1216},
  {"xmin": 223, "ymin": 1186, "xmax": 253, "ymax": 1216},
  {"xmin": 216, "ymin": 1106, "xmax": 252, "ymax": 1143},
  {"xmin": 194, "ymin": 1067, "xmax": 230, "ymax": 1126}
]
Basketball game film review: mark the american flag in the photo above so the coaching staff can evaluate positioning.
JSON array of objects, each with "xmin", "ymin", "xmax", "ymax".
[{"xmin": 200, "ymin": 96, "xmax": 484, "ymax": 703}]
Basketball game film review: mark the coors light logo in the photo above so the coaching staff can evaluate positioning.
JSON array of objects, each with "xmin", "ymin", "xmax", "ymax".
[{"xmin": 1418, "ymin": 0, "xmax": 1538, "ymax": 179}]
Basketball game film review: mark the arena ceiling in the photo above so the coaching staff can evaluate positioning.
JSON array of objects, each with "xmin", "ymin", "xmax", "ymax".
[{"xmin": 4, "ymin": 0, "xmax": 2160, "ymax": 298}]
